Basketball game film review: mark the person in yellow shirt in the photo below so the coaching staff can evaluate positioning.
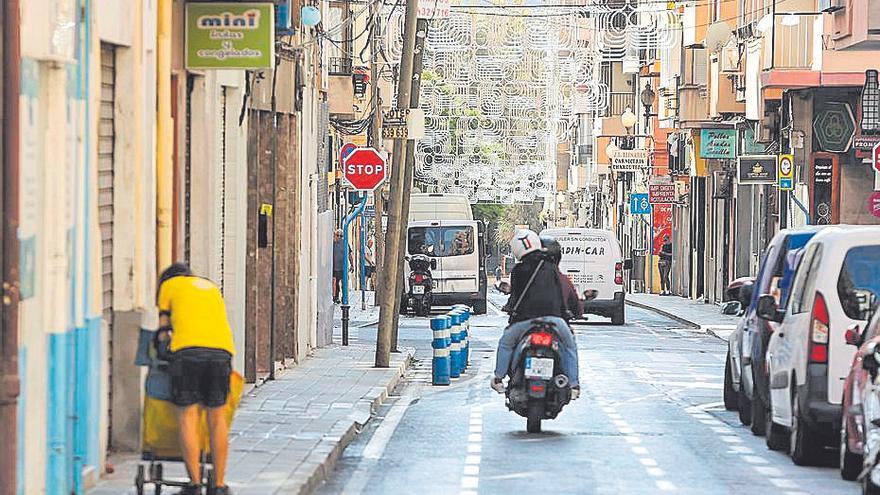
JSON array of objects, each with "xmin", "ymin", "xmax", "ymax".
[{"xmin": 157, "ymin": 263, "xmax": 235, "ymax": 495}]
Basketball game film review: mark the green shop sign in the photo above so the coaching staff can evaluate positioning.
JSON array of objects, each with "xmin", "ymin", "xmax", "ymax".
[
  {"xmin": 699, "ymin": 129, "xmax": 737, "ymax": 159},
  {"xmin": 185, "ymin": 2, "xmax": 274, "ymax": 70}
]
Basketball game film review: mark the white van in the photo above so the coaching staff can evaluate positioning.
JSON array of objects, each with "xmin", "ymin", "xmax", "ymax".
[
  {"xmin": 408, "ymin": 193, "xmax": 473, "ymax": 222},
  {"xmin": 406, "ymin": 220, "xmax": 487, "ymax": 314},
  {"xmin": 539, "ymin": 228, "xmax": 629, "ymax": 324},
  {"xmin": 762, "ymin": 226, "xmax": 880, "ymax": 464}
]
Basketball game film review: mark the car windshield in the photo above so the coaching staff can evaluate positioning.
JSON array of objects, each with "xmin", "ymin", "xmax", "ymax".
[
  {"xmin": 408, "ymin": 226, "xmax": 474, "ymax": 257},
  {"xmin": 838, "ymin": 245, "xmax": 880, "ymax": 320}
]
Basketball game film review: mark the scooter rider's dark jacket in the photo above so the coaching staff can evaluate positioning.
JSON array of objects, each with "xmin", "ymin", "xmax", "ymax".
[{"xmin": 503, "ymin": 251, "xmax": 565, "ymax": 325}]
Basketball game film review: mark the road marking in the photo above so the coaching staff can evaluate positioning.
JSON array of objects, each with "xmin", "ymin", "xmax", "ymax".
[
  {"xmin": 656, "ymin": 480, "xmax": 677, "ymax": 491},
  {"xmin": 754, "ymin": 466, "xmax": 783, "ymax": 477},
  {"xmin": 769, "ymin": 478, "xmax": 798, "ymax": 489},
  {"xmin": 720, "ymin": 435, "xmax": 743, "ymax": 443},
  {"xmin": 464, "ymin": 465, "xmax": 480, "ymax": 476},
  {"xmin": 639, "ymin": 458, "xmax": 658, "ymax": 467},
  {"xmin": 646, "ymin": 467, "xmax": 666, "ymax": 477},
  {"xmin": 742, "ymin": 455, "xmax": 768, "ymax": 464},
  {"xmin": 728, "ymin": 446, "xmax": 754, "ymax": 453},
  {"xmin": 465, "ymin": 455, "xmax": 481, "ymax": 465},
  {"xmin": 460, "ymin": 405, "xmax": 483, "ymax": 494},
  {"xmin": 631, "ymin": 446, "xmax": 649, "ymax": 455}
]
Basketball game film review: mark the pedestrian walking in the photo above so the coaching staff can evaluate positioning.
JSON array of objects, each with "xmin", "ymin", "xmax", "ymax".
[
  {"xmin": 659, "ymin": 234, "xmax": 673, "ymax": 296},
  {"xmin": 365, "ymin": 236, "xmax": 376, "ymax": 290},
  {"xmin": 156, "ymin": 263, "xmax": 236, "ymax": 495},
  {"xmin": 495, "ymin": 265, "xmax": 502, "ymax": 284},
  {"xmin": 333, "ymin": 229, "xmax": 344, "ymax": 303}
]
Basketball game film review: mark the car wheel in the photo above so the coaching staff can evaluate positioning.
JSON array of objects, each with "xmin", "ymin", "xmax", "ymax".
[
  {"xmin": 611, "ymin": 303, "xmax": 625, "ymax": 325},
  {"xmin": 738, "ymin": 384, "xmax": 752, "ymax": 426},
  {"xmin": 790, "ymin": 389, "xmax": 822, "ymax": 466},
  {"xmin": 766, "ymin": 394, "xmax": 789, "ymax": 451},
  {"xmin": 723, "ymin": 355, "xmax": 737, "ymax": 411},
  {"xmin": 750, "ymin": 388, "xmax": 767, "ymax": 436},
  {"xmin": 840, "ymin": 414, "xmax": 862, "ymax": 481}
]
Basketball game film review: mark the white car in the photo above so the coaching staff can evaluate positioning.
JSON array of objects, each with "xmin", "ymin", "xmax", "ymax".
[
  {"xmin": 539, "ymin": 228, "xmax": 631, "ymax": 325},
  {"xmin": 761, "ymin": 226, "xmax": 880, "ymax": 465}
]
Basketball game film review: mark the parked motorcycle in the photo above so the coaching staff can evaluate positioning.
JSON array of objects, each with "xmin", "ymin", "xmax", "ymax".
[
  {"xmin": 404, "ymin": 254, "xmax": 435, "ymax": 317},
  {"xmin": 505, "ymin": 318, "xmax": 572, "ymax": 433}
]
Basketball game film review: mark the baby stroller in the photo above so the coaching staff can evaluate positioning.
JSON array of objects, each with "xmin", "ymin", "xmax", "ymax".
[{"xmin": 134, "ymin": 328, "xmax": 243, "ymax": 494}]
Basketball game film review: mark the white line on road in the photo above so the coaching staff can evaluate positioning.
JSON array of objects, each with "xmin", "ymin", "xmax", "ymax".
[
  {"xmin": 656, "ymin": 480, "xmax": 678, "ymax": 491},
  {"xmin": 460, "ymin": 405, "xmax": 483, "ymax": 494}
]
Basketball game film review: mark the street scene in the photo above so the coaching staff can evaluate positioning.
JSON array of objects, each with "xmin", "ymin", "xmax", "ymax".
[{"xmin": 3, "ymin": 0, "xmax": 880, "ymax": 494}]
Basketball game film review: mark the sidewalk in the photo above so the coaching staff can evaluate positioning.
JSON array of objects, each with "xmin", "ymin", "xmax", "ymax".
[
  {"xmin": 91, "ymin": 341, "xmax": 412, "ymax": 495},
  {"xmin": 335, "ymin": 290, "xmax": 380, "ymax": 327},
  {"xmin": 626, "ymin": 293, "xmax": 740, "ymax": 341}
]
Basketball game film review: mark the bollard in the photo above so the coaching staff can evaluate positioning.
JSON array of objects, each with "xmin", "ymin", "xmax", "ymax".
[
  {"xmin": 449, "ymin": 311, "xmax": 466, "ymax": 375},
  {"xmin": 458, "ymin": 306, "xmax": 471, "ymax": 369},
  {"xmin": 448, "ymin": 311, "xmax": 462, "ymax": 378},
  {"xmin": 430, "ymin": 316, "xmax": 451, "ymax": 385}
]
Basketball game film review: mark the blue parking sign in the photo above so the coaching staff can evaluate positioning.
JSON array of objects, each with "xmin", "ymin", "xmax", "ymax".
[
  {"xmin": 779, "ymin": 178, "xmax": 793, "ymax": 191},
  {"xmin": 630, "ymin": 193, "xmax": 651, "ymax": 215}
]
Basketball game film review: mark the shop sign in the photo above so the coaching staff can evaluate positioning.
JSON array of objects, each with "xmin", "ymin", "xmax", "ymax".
[
  {"xmin": 611, "ymin": 149, "xmax": 649, "ymax": 172},
  {"xmin": 630, "ymin": 193, "xmax": 651, "ymax": 215},
  {"xmin": 699, "ymin": 129, "xmax": 737, "ymax": 159},
  {"xmin": 185, "ymin": 3, "xmax": 275, "ymax": 70},
  {"xmin": 382, "ymin": 108, "xmax": 410, "ymax": 140},
  {"xmin": 737, "ymin": 155, "xmax": 778, "ymax": 184},
  {"xmin": 854, "ymin": 135, "xmax": 880, "ymax": 151},
  {"xmin": 778, "ymin": 154, "xmax": 794, "ymax": 191},
  {"xmin": 811, "ymin": 156, "xmax": 835, "ymax": 224},
  {"xmin": 869, "ymin": 191, "xmax": 880, "ymax": 219},
  {"xmin": 813, "ymin": 102, "xmax": 856, "ymax": 153},
  {"xmin": 649, "ymin": 183, "xmax": 676, "ymax": 204}
]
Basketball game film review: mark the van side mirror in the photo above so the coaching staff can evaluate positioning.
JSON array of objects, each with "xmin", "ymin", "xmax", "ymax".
[
  {"xmin": 845, "ymin": 324, "xmax": 862, "ymax": 347},
  {"xmin": 623, "ymin": 259, "xmax": 633, "ymax": 270},
  {"xmin": 430, "ymin": 259, "xmax": 437, "ymax": 270},
  {"xmin": 756, "ymin": 295, "xmax": 784, "ymax": 323}
]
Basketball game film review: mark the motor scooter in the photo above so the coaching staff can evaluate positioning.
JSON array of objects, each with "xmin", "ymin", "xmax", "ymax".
[
  {"xmin": 404, "ymin": 254, "xmax": 435, "ymax": 317},
  {"xmin": 505, "ymin": 318, "xmax": 572, "ymax": 433}
]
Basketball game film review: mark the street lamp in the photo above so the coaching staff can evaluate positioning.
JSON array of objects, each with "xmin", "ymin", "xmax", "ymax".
[{"xmin": 621, "ymin": 107, "xmax": 638, "ymax": 132}]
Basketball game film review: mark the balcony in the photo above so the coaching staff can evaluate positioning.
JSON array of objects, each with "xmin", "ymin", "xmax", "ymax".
[
  {"xmin": 831, "ymin": 0, "xmax": 880, "ymax": 50},
  {"xmin": 763, "ymin": 16, "xmax": 814, "ymax": 70},
  {"xmin": 604, "ymin": 92, "xmax": 635, "ymax": 117},
  {"xmin": 329, "ymin": 57, "xmax": 353, "ymax": 76}
]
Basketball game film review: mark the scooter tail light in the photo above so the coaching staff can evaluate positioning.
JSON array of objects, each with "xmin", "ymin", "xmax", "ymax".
[
  {"xmin": 530, "ymin": 332, "xmax": 553, "ymax": 347},
  {"xmin": 413, "ymin": 274, "xmax": 424, "ymax": 283},
  {"xmin": 809, "ymin": 291, "xmax": 829, "ymax": 364},
  {"xmin": 615, "ymin": 262, "xmax": 623, "ymax": 285}
]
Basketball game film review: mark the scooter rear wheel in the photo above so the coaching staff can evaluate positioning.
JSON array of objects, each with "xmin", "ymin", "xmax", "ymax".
[{"xmin": 526, "ymin": 403, "xmax": 543, "ymax": 433}]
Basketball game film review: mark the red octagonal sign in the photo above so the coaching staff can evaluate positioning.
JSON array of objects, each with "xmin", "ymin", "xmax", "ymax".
[{"xmin": 344, "ymin": 147, "xmax": 387, "ymax": 191}]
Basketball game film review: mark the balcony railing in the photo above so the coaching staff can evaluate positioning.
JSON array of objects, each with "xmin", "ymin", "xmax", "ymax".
[
  {"xmin": 605, "ymin": 92, "xmax": 635, "ymax": 117},
  {"xmin": 765, "ymin": 16, "xmax": 814, "ymax": 70},
  {"xmin": 329, "ymin": 57, "xmax": 353, "ymax": 76}
]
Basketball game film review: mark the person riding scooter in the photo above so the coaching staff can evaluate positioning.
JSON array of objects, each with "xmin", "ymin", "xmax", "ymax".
[
  {"xmin": 492, "ymin": 229, "xmax": 580, "ymax": 398},
  {"xmin": 540, "ymin": 235, "xmax": 583, "ymax": 322}
]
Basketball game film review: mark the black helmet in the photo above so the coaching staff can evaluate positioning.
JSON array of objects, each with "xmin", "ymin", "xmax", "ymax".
[{"xmin": 539, "ymin": 235, "xmax": 562, "ymax": 264}]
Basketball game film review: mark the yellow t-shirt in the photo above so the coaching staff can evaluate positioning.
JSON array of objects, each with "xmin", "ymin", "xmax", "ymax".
[{"xmin": 158, "ymin": 276, "xmax": 236, "ymax": 355}]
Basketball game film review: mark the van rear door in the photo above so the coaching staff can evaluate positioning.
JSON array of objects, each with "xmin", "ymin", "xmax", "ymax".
[{"xmin": 556, "ymin": 231, "xmax": 618, "ymax": 300}]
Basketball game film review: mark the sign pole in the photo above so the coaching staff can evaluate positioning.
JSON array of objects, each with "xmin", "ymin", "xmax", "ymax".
[{"xmin": 649, "ymin": 206, "xmax": 654, "ymax": 294}]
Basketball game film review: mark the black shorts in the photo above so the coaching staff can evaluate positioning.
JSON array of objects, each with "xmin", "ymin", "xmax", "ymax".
[
  {"xmin": 364, "ymin": 266, "xmax": 375, "ymax": 277},
  {"xmin": 170, "ymin": 347, "xmax": 232, "ymax": 408}
]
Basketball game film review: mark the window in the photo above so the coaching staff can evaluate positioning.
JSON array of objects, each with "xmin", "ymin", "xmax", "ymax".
[
  {"xmin": 789, "ymin": 244, "xmax": 822, "ymax": 314},
  {"xmin": 408, "ymin": 226, "xmax": 475, "ymax": 257},
  {"xmin": 837, "ymin": 245, "xmax": 880, "ymax": 320}
]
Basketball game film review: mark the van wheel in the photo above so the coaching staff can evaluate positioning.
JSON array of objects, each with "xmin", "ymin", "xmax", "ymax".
[
  {"xmin": 790, "ymin": 389, "xmax": 822, "ymax": 466},
  {"xmin": 723, "ymin": 355, "xmax": 737, "ymax": 411},
  {"xmin": 750, "ymin": 388, "xmax": 767, "ymax": 436},
  {"xmin": 473, "ymin": 298, "xmax": 487, "ymax": 315},
  {"xmin": 611, "ymin": 304, "xmax": 625, "ymax": 325},
  {"xmin": 766, "ymin": 395, "xmax": 789, "ymax": 451}
]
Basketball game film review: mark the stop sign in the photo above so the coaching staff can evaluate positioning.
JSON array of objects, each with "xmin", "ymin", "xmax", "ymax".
[{"xmin": 344, "ymin": 147, "xmax": 387, "ymax": 191}]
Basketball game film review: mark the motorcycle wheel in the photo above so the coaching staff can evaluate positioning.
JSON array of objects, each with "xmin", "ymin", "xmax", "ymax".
[{"xmin": 526, "ymin": 403, "xmax": 543, "ymax": 434}]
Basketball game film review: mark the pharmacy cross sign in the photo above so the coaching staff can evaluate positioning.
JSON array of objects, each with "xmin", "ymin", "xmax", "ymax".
[{"xmin": 344, "ymin": 148, "xmax": 387, "ymax": 191}]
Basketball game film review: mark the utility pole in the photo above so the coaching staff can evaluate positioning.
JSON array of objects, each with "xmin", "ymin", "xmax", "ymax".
[
  {"xmin": 376, "ymin": 0, "xmax": 419, "ymax": 368},
  {"xmin": 0, "ymin": 0, "xmax": 21, "ymax": 491},
  {"xmin": 369, "ymin": 0, "xmax": 384, "ymax": 304},
  {"xmin": 391, "ymin": 18, "xmax": 429, "ymax": 351}
]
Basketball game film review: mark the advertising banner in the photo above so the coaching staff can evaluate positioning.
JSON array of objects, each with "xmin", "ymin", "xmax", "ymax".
[
  {"xmin": 185, "ymin": 3, "xmax": 275, "ymax": 70},
  {"xmin": 700, "ymin": 129, "xmax": 737, "ymax": 159}
]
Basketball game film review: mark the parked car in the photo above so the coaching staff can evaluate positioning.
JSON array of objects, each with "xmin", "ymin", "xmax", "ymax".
[
  {"xmin": 724, "ymin": 228, "xmax": 823, "ymax": 434},
  {"xmin": 840, "ymin": 309, "xmax": 880, "ymax": 481},
  {"xmin": 724, "ymin": 277, "xmax": 755, "ymax": 419},
  {"xmin": 856, "ymin": 337, "xmax": 880, "ymax": 494},
  {"xmin": 761, "ymin": 226, "xmax": 880, "ymax": 465}
]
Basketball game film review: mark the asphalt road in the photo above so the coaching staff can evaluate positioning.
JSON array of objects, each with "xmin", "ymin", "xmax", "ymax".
[{"xmin": 320, "ymin": 292, "xmax": 855, "ymax": 495}]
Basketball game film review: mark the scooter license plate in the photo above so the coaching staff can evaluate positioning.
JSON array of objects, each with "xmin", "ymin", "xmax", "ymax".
[
  {"xmin": 412, "ymin": 285, "xmax": 425, "ymax": 295},
  {"xmin": 524, "ymin": 357, "xmax": 554, "ymax": 379}
]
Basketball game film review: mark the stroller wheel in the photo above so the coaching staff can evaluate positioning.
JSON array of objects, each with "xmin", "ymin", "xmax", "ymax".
[{"xmin": 135, "ymin": 465, "xmax": 145, "ymax": 495}]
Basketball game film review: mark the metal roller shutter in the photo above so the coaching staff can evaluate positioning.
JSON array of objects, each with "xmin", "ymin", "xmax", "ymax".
[{"xmin": 99, "ymin": 42, "xmax": 116, "ymax": 442}]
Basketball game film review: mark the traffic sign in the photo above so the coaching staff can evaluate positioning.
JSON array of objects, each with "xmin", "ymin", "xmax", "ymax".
[
  {"xmin": 630, "ymin": 193, "xmax": 651, "ymax": 215},
  {"xmin": 778, "ymin": 154, "xmax": 794, "ymax": 191},
  {"xmin": 344, "ymin": 147, "xmax": 387, "ymax": 191},
  {"xmin": 340, "ymin": 142, "xmax": 357, "ymax": 165},
  {"xmin": 869, "ymin": 191, "xmax": 880, "ymax": 219},
  {"xmin": 873, "ymin": 143, "xmax": 880, "ymax": 173},
  {"xmin": 649, "ymin": 183, "xmax": 675, "ymax": 204}
]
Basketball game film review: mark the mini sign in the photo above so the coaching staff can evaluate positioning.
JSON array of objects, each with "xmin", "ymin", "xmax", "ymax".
[
  {"xmin": 737, "ymin": 155, "xmax": 778, "ymax": 184},
  {"xmin": 700, "ymin": 129, "xmax": 737, "ymax": 159},
  {"xmin": 611, "ymin": 149, "xmax": 649, "ymax": 172},
  {"xmin": 778, "ymin": 154, "xmax": 794, "ymax": 191},
  {"xmin": 382, "ymin": 108, "xmax": 411, "ymax": 140},
  {"xmin": 186, "ymin": 3, "xmax": 275, "ymax": 70},
  {"xmin": 649, "ymin": 183, "xmax": 676, "ymax": 204}
]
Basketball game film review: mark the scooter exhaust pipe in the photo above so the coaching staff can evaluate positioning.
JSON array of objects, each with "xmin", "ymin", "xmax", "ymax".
[{"xmin": 554, "ymin": 374, "xmax": 569, "ymax": 389}]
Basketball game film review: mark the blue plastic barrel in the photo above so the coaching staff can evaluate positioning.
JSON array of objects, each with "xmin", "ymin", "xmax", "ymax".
[
  {"xmin": 430, "ymin": 316, "xmax": 451, "ymax": 385},
  {"xmin": 448, "ymin": 311, "xmax": 462, "ymax": 378}
]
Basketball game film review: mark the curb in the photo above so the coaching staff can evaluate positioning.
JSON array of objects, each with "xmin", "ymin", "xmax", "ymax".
[
  {"xmin": 625, "ymin": 299, "xmax": 701, "ymax": 330},
  {"xmin": 294, "ymin": 348, "xmax": 415, "ymax": 495}
]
